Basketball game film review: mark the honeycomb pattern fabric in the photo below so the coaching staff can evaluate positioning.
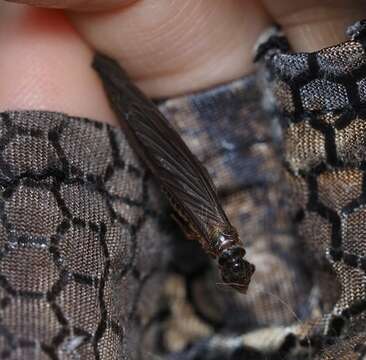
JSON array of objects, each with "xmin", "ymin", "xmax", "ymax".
[
  {"xmin": 0, "ymin": 111, "xmax": 171, "ymax": 359},
  {"xmin": 255, "ymin": 20, "xmax": 366, "ymax": 359}
]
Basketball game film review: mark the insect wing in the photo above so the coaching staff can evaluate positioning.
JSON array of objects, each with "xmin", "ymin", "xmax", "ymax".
[{"xmin": 93, "ymin": 53, "xmax": 230, "ymax": 240}]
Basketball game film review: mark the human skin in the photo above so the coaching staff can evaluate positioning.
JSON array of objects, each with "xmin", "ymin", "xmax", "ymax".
[{"xmin": 0, "ymin": 0, "xmax": 365, "ymax": 127}]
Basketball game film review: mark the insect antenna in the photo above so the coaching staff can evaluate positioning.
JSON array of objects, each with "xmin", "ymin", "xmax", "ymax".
[
  {"xmin": 216, "ymin": 278, "xmax": 313, "ymax": 359},
  {"xmin": 250, "ymin": 278, "xmax": 313, "ymax": 358}
]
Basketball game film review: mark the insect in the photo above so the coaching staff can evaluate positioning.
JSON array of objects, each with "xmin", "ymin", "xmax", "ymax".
[{"xmin": 93, "ymin": 53, "xmax": 255, "ymax": 293}]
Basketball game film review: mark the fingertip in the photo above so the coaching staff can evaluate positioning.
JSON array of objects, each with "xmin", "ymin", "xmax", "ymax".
[
  {"xmin": 0, "ymin": 3, "xmax": 118, "ymax": 126},
  {"xmin": 70, "ymin": 0, "xmax": 273, "ymax": 98},
  {"xmin": 262, "ymin": 0, "xmax": 366, "ymax": 52}
]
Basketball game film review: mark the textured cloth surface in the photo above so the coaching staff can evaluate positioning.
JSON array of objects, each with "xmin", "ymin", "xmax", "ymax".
[
  {"xmin": 2, "ymin": 20, "xmax": 366, "ymax": 360},
  {"xmin": 0, "ymin": 111, "xmax": 171, "ymax": 359},
  {"xmin": 255, "ymin": 20, "xmax": 366, "ymax": 360}
]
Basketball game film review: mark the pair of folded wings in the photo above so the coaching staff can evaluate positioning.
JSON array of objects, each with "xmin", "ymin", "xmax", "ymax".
[{"xmin": 93, "ymin": 54, "xmax": 231, "ymax": 245}]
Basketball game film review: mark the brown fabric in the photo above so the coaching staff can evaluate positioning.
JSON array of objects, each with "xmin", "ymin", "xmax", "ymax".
[
  {"xmin": 0, "ymin": 111, "xmax": 170, "ymax": 359},
  {"xmin": 256, "ymin": 19, "xmax": 366, "ymax": 360}
]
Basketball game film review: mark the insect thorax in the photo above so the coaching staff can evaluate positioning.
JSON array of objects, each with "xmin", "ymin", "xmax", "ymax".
[{"xmin": 209, "ymin": 226, "xmax": 240, "ymax": 254}]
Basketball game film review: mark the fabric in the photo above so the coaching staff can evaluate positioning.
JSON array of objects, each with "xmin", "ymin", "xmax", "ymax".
[
  {"xmin": 1, "ymin": 19, "xmax": 366, "ymax": 360},
  {"xmin": 255, "ymin": 19, "xmax": 366, "ymax": 359},
  {"xmin": 0, "ymin": 111, "xmax": 171, "ymax": 359}
]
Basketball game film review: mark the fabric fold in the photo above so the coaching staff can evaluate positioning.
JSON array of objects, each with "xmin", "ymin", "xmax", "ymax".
[{"xmin": 256, "ymin": 19, "xmax": 366, "ymax": 360}]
